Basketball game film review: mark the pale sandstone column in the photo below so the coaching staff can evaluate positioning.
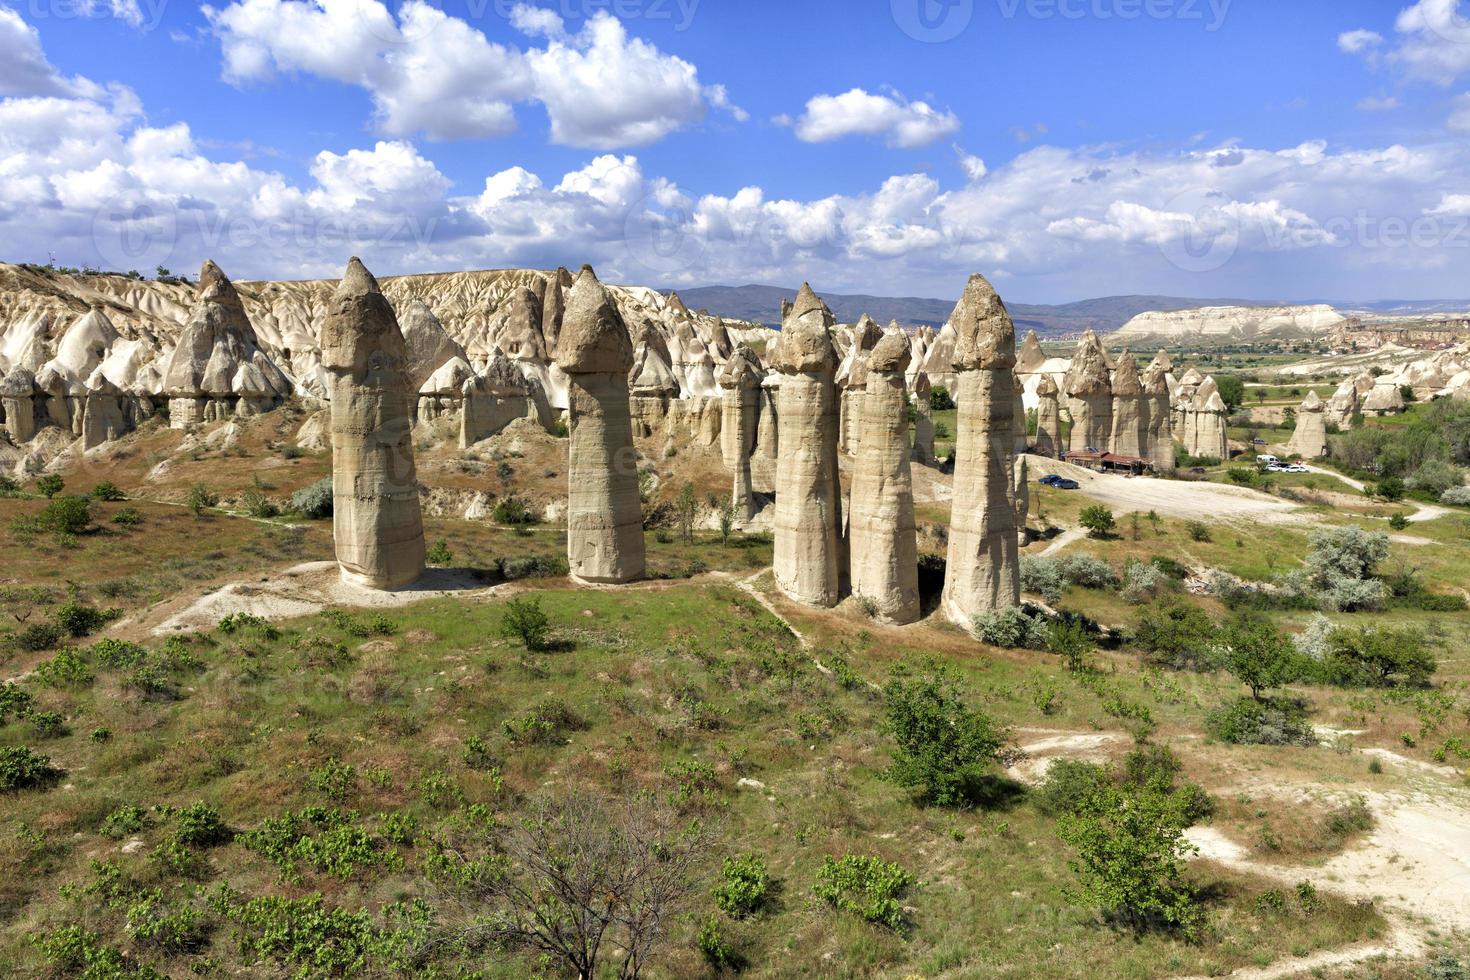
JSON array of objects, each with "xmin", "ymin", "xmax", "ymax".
[
  {"xmin": 718, "ymin": 344, "xmax": 762, "ymax": 521},
  {"xmin": 1013, "ymin": 372, "xmax": 1029, "ymax": 454},
  {"xmin": 1066, "ymin": 330, "xmax": 1113, "ymax": 454},
  {"xmin": 849, "ymin": 331, "xmax": 919, "ymax": 624},
  {"xmin": 773, "ymin": 283, "xmax": 842, "ymax": 607},
  {"xmin": 1014, "ymin": 457, "xmax": 1030, "ymax": 547},
  {"xmin": 1109, "ymin": 350, "xmax": 1147, "ymax": 458},
  {"xmin": 321, "ymin": 257, "xmax": 426, "ymax": 590},
  {"xmin": 1142, "ymin": 354, "xmax": 1175, "ymax": 471},
  {"xmin": 554, "ymin": 266, "xmax": 645, "ymax": 584},
  {"xmin": 1, "ymin": 368, "xmax": 36, "ymax": 443},
  {"xmin": 1033, "ymin": 374, "xmax": 1063, "ymax": 457},
  {"xmin": 911, "ymin": 371, "xmax": 935, "ymax": 465},
  {"xmin": 943, "ymin": 273, "xmax": 1021, "ymax": 624},
  {"xmin": 1285, "ymin": 390, "xmax": 1329, "ymax": 459}
]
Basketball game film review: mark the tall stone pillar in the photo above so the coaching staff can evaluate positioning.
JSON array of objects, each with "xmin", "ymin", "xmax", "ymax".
[
  {"xmin": 942, "ymin": 273, "xmax": 1021, "ymax": 624},
  {"xmin": 1286, "ymin": 390, "xmax": 1329, "ymax": 459},
  {"xmin": 1066, "ymin": 330, "xmax": 1113, "ymax": 454},
  {"xmin": 321, "ymin": 258, "xmax": 426, "ymax": 590},
  {"xmin": 718, "ymin": 344, "xmax": 762, "ymax": 521},
  {"xmin": 849, "ymin": 331, "xmax": 919, "ymax": 624},
  {"xmin": 1034, "ymin": 374, "xmax": 1063, "ymax": 457},
  {"xmin": 554, "ymin": 266, "xmax": 645, "ymax": 584},
  {"xmin": 911, "ymin": 372, "xmax": 935, "ymax": 465},
  {"xmin": 1142, "ymin": 354, "xmax": 1175, "ymax": 471},
  {"xmin": 1109, "ymin": 350, "xmax": 1147, "ymax": 458},
  {"xmin": 1, "ymin": 368, "xmax": 36, "ymax": 443},
  {"xmin": 772, "ymin": 284, "xmax": 842, "ymax": 607},
  {"xmin": 1013, "ymin": 373, "xmax": 1029, "ymax": 454},
  {"xmin": 1014, "ymin": 457, "xmax": 1030, "ymax": 547}
]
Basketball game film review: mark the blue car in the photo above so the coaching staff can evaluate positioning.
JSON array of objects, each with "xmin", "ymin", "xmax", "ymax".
[
  {"xmin": 1038, "ymin": 474, "xmax": 1080, "ymax": 490},
  {"xmin": 1038, "ymin": 474, "xmax": 1064, "ymax": 486}
]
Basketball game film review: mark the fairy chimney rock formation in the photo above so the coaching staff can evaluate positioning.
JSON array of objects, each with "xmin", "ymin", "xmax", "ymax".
[
  {"xmin": 1033, "ymin": 374, "xmax": 1063, "ymax": 457},
  {"xmin": 399, "ymin": 300, "xmax": 465, "ymax": 396},
  {"xmin": 1109, "ymin": 351, "xmax": 1147, "ymax": 458},
  {"xmin": 942, "ymin": 273, "xmax": 1021, "ymax": 624},
  {"xmin": 849, "ymin": 330, "xmax": 919, "ymax": 623},
  {"xmin": 460, "ymin": 350, "xmax": 531, "ymax": 448},
  {"xmin": 1286, "ymin": 390, "xmax": 1329, "ymax": 459},
  {"xmin": 1016, "ymin": 330, "xmax": 1046, "ymax": 374},
  {"xmin": 1, "ymin": 367, "xmax": 36, "ymax": 443},
  {"xmin": 772, "ymin": 283, "xmax": 843, "ymax": 607},
  {"xmin": 554, "ymin": 266, "xmax": 645, "ymax": 584},
  {"xmin": 320, "ymin": 258, "xmax": 426, "ymax": 590},
  {"xmin": 1066, "ymin": 330, "xmax": 1113, "ymax": 454},
  {"xmin": 718, "ymin": 344, "xmax": 764, "ymax": 521},
  {"xmin": 1012, "ymin": 372, "xmax": 1029, "ymax": 454},
  {"xmin": 911, "ymin": 371, "xmax": 935, "ymax": 465},
  {"xmin": 1142, "ymin": 354, "xmax": 1175, "ymax": 471}
]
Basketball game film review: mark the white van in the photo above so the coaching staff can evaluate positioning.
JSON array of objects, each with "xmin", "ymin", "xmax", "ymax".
[{"xmin": 1256, "ymin": 454, "xmax": 1279, "ymax": 465}]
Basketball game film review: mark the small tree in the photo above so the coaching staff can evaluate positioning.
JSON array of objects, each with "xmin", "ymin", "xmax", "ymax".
[
  {"xmin": 1057, "ymin": 782, "xmax": 1204, "ymax": 939},
  {"xmin": 38, "ymin": 497, "xmax": 91, "ymax": 535},
  {"xmin": 1217, "ymin": 613, "xmax": 1300, "ymax": 700},
  {"xmin": 185, "ymin": 484, "xmax": 217, "ymax": 517},
  {"xmin": 36, "ymin": 475, "xmax": 64, "ymax": 498},
  {"xmin": 1079, "ymin": 505, "xmax": 1116, "ymax": 540},
  {"xmin": 676, "ymin": 482, "xmax": 697, "ymax": 546},
  {"xmin": 1048, "ymin": 619, "xmax": 1096, "ymax": 673},
  {"xmin": 499, "ymin": 597, "xmax": 550, "ymax": 651},
  {"xmin": 1322, "ymin": 626, "xmax": 1436, "ymax": 688},
  {"xmin": 717, "ymin": 495, "xmax": 738, "ymax": 547},
  {"xmin": 426, "ymin": 540, "xmax": 453, "ymax": 566},
  {"xmin": 880, "ymin": 662, "xmax": 1010, "ymax": 807}
]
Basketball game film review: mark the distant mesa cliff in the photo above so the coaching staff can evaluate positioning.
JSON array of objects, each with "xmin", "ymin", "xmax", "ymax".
[{"xmin": 1109, "ymin": 304, "xmax": 1347, "ymax": 345}]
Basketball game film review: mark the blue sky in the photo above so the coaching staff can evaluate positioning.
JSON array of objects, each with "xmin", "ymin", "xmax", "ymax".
[{"xmin": 5, "ymin": 0, "xmax": 1470, "ymax": 304}]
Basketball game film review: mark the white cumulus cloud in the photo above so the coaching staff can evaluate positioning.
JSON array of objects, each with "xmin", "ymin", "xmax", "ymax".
[{"xmin": 789, "ymin": 88, "xmax": 960, "ymax": 148}]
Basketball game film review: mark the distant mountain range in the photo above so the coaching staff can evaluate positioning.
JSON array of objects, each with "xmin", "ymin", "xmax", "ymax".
[{"xmin": 672, "ymin": 284, "xmax": 1470, "ymax": 338}]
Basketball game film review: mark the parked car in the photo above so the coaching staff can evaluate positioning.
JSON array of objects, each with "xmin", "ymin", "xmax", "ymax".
[
  {"xmin": 1252, "ymin": 438, "xmax": 1268, "ymax": 446},
  {"xmin": 1283, "ymin": 464, "xmax": 1309, "ymax": 473},
  {"xmin": 1265, "ymin": 464, "xmax": 1288, "ymax": 472},
  {"xmin": 1053, "ymin": 479, "xmax": 1081, "ymax": 490},
  {"xmin": 1038, "ymin": 474, "xmax": 1064, "ymax": 486}
]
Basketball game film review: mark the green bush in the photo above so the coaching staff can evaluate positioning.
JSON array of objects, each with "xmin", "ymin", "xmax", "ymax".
[
  {"xmin": 36, "ymin": 474, "xmax": 64, "ymax": 498},
  {"xmin": 499, "ymin": 597, "xmax": 550, "ymax": 651},
  {"xmin": 1035, "ymin": 759, "xmax": 1110, "ymax": 817},
  {"xmin": 0, "ymin": 682, "xmax": 35, "ymax": 724},
  {"xmin": 1320, "ymin": 626, "xmax": 1436, "ymax": 688},
  {"xmin": 880, "ymin": 662, "xmax": 1010, "ymax": 807},
  {"xmin": 812, "ymin": 854, "xmax": 914, "ymax": 933},
  {"xmin": 1048, "ymin": 619, "xmax": 1096, "ymax": 672},
  {"xmin": 492, "ymin": 495, "xmax": 537, "ymax": 525},
  {"xmin": 112, "ymin": 507, "xmax": 144, "ymax": 526},
  {"xmin": 291, "ymin": 478, "xmax": 333, "ymax": 519},
  {"xmin": 56, "ymin": 599, "xmax": 116, "ymax": 638},
  {"xmin": 31, "ymin": 926, "xmax": 162, "ymax": 979},
  {"xmin": 1206, "ymin": 696, "xmax": 1316, "ymax": 746},
  {"xmin": 503, "ymin": 699, "xmax": 585, "ymax": 746},
  {"xmin": 1132, "ymin": 599, "xmax": 1215, "ymax": 670},
  {"xmin": 928, "ymin": 385, "xmax": 955, "ymax": 411},
  {"xmin": 32, "ymin": 647, "xmax": 94, "ymax": 687},
  {"xmin": 240, "ymin": 489, "xmax": 280, "ymax": 519},
  {"xmin": 713, "ymin": 853, "xmax": 771, "ymax": 918},
  {"xmin": 498, "ymin": 554, "xmax": 569, "ymax": 580},
  {"xmin": 1056, "ymin": 781, "xmax": 1205, "ymax": 939},
  {"xmin": 697, "ymin": 915, "xmax": 740, "ymax": 971},
  {"xmin": 0, "ymin": 745, "xmax": 63, "ymax": 790},
  {"xmin": 90, "ymin": 481, "xmax": 126, "ymax": 501},
  {"xmin": 185, "ymin": 483, "xmax": 217, "ymax": 516},
  {"xmin": 1079, "ymin": 505, "xmax": 1116, "ymax": 539},
  {"xmin": 14, "ymin": 622, "xmax": 61, "ymax": 652},
  {"xmin": 101, "ymin": 803, "xmax": 149, "ymax": 839},
  {"xmin": 425, "ymin": 539, "xmax": 453, "ymax": 565},
  {"xmin": 1184, "ymin": 520, "xmax": 1212, "ymax": 542},
  {"xmin": 972, "ymin": 606, "xmax": 1051, "ymax": 650},
  {"xmin": 37, "ymin": 496, "xmax": 92, "ymax": 535},
  {"xmin": 1218, "ymin": 612, "xmax": 1302, "ymax": 699}
]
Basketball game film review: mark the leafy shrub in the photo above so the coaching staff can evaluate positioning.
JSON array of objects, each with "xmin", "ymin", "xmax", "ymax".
[
  {"xmin": 813, "ymin": 854, "xmax": 914, "ymax": 933},
  {"xmin": 697, "ymin": 915, "xmax": 740, "ymax": 971},
  {"xmin": 185, "ymin": 484, "xmax": 217, "ymax": 516},
  {"xmin": 92, "ymin": 637, "xmax": 147, "ymax": 667},
  {"xmin": 291, "ymin": 478, "xmax": 333, "ymax": 519},
  {"xmin": 1185, "ymin": 520, "xmax": 1212, "ymax": 542},
  {"xmin": 1059, "ymin": 553, "xmax": 1118, "ymax": 589},
  {"xmin": 0, "ymin": 746, "xmax": 63, "ymax": 790},
  {"xmin": 1020, "ymin": 555, "xmax": 1065, "ymax": 603},
  {"xmin": 171, "ymin": 801, "xmax": 231, "ymax": 848},
  {"xmin": 425, "ymin": 539, "xmax": 453, "ymax": 565},
  {"xmin": 1442, "ymin": 486, "xmax": 1470, "ymax": 506},
  {"xmin": 1035, "ymin": 759, "xmax": 1110, "ymax": 817},
  {"xmin": 1132, "ymin": 599, "xmax": 1215, "ymax": 670},
  {"xmin": 492, "ymin": 495, "xmax": 537, "ymax": 525},
  {"xmin": 0, "ymin": 682, "xmax": 34, "ymax": 724},
  {"xmin": 928, "ymin": 385, "xmax": 955, "ymax": 411},
  {"xmin": 503, "ymin": 698, "xmax": 585, "ymax": 746},
  {"xmin": 240, "ymin": 489, "xmax": 280, "ymax": 519},
  {"xmin": 14, "ymin": 622, "xmax": 61, "ymax": 652},
  {"xmin": 239, "ymin": 807, "xmax": 400, "ymax": 882},
  {"xmin": 217, "ymin": 613, "xmax": 279, "ymax": 639},
  {"xmin": 29, "ymin": 710, "xmax": 64, "ymax": 738},
  {"xmin": 31, "ymin": 927, "xmax": 162, "ymax": 979},
  {"xmin": 32, "ymin": 647, "xmax": 94, "ymax": 687},
  {"xmin": 112, "ymin": 507, "xmax": 144, "ymax": 526},
  {"xmin": 1306, "ymin": 526, "xmax": 1389, "ymax": 611},
  {"xmin": 1079, "ymin": 505, "xmax": 1116, "ymax": 539},
  {"xmin": 1121, "ymin": 560, "xmax": 1174, "ymax": 604},
  {"xmin": 1048, "ymin": 619, "xmax": 1096, "ymax": 672},
  {"xmin": 56, "ymin": 599, "xmax": 116, "ymax": 637},
  {"xmin": 37, "ymin": 496, "xmax": 92, "ymax": 534},
  {"xmin": 126, "ymin": 889, "xmax": 208, "ymax": 953},
  {"xmin": 101, "ymin": 803, "xmax": 149, "ymax": 839},
  {"xmin": 881, "ymin": 662, "xmax": 1010, "ymax": 807},
  {"xmin": 972, "ymin": 606, "xmax": 1051, "ymax": 650},
  {"xmin": 1217, "ymin": 612, "xmax": 1302, "ymax": 698},
  {"xmin": 1056, "ymin": 781, "xmax": 1205, "ymax": 939},
  {"xmin": 36, "ymin": 474, "xmax": 64, "ymax": 498},
  {"xmin": 213, "ymin": 892, "xmax": 407, "ymax": 977},
  {"xmin": 90, "ymin": 481, "xmax": 126, "ymax": 501},
  {"xmin": 1320, "ymin": 626, "xmax": 1436, "ymax": 688},
  {"xmin": 498, "ymin": 554, "xmax": 569, "ymax": 580},
  {"xmin": 1206, "ymin": 696, "xmax": 1316, "ymax": 746},
  {"xmin": 713, "ymin": 853, "xmax": 771, "ymax": 918},
  {"xmin": 1388, "ymin": 512, "xmax": 1411, "ymax": 530},
  {"xmin": 499, "ymin": 597, "xmax": 550, "ymax": 651},
  {"xmin": 306, "ymin": 759, "xmax": 358, "ymax": 801}
]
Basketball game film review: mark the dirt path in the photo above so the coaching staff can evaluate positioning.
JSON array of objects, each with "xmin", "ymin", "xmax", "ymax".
[
  {"xmin": 1040, "ymin": 527, "xmax": 1086, "ymax": 556},
  {"xmin": 1303, "ymin": 465, "xmax": 1451, "ymax": 524}
]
